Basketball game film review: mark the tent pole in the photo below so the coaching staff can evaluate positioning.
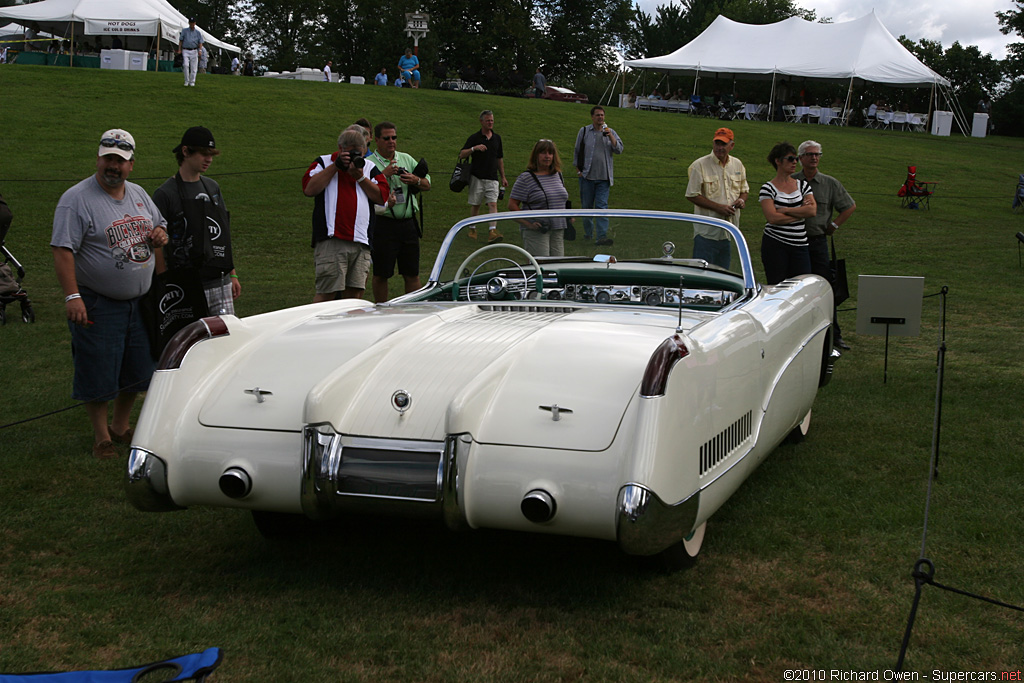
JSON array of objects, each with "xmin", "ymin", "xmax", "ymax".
[
  {"xmin": 70, "ymin": 23, "xmax": 74, "ymax": 67},
  {"xmin": 769, "ymin": 71, "xmax": 777, "ymax": 122},
  {"xmin": 843, "ymin": 78, "xmax": 854, "ymax": 126}
]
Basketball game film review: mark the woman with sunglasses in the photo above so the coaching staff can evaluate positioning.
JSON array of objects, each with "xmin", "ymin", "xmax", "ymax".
[
  {"xmin": 758, "ymin": 141, "xmax": 816, "ymax": 285},
  {"xmin": 507, "ymin": 139, "xmax": 571, "ymax": 257}
]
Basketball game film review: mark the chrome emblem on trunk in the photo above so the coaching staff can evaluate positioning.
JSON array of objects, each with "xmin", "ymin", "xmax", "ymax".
[{"xmin": 392, "ymin": 389, "xmax": 412, "ymax": 414}]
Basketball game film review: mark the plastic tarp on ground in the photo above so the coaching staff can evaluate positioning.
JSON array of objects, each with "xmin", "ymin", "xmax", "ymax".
[
  {"xmin": 624, "ymin": 13, "xmax": 949, "ymax": 88},
  {"xmin": 0, "ymin": 0, "xmax": 239, "ymax": 53}
]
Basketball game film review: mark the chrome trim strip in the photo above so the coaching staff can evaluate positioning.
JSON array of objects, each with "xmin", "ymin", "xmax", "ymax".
[
  {"xmin": 125, "ymin": 448, "xmax": 184, "ymax": 512},
  {"xmin": 442, "ymin": 434, "xmax": 470, "ymax": 531},
  {"xmin": 616, "ymin": 484, "xmax": 700, "ymax": 556}
]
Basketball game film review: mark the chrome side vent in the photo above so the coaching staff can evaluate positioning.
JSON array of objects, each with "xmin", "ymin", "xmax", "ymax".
[{"xmin": 699, "ymin": 410, "xmax": 752, "ymax": 476}]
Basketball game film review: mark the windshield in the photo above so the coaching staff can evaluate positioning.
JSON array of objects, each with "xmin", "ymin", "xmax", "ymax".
[{"xmin": 428, "ymin": 210, "xmax": 753, "ymax": 289}]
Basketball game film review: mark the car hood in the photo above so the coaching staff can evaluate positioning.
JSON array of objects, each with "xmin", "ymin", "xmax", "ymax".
[{"xmin": 198, "ymin": 302, "xmax": 705, "ymax": 451}]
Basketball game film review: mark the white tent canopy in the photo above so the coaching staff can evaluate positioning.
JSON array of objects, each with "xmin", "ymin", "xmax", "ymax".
[
  {"xmin": 624, "ymin": 13, "xmax": 949, "ymax": 88},
  {"xmin": 0, "ymin": 0, "xmax": 240, "ymax": 53}
]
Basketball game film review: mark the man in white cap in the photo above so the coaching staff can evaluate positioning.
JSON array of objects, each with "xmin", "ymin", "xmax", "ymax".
[
  {"xmin": 51, "ymin": 129, "xmax": 169, "ymax": 459},
  {"xmin": 178, "ymin": 18, "xmax": 203, "ymax": 86}
]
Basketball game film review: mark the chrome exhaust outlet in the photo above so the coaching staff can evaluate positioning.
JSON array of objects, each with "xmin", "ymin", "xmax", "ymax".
[
  {"xmin": 521, "ymin": 489, "xmax": 556, "ymax": 524},
  {"xmin": 219, "ymin": 467, "xmax": 252, "ymax": 499}
]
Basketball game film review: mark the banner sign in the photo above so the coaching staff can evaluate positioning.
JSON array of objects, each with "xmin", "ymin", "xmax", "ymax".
[{"xmin": 85, "ymin": 19, "xmax": 160, "ymax": 36}]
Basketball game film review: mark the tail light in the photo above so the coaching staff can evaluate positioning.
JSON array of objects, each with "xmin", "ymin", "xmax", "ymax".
[
  {"xmin": 157, "ymin": 316, "xmax": 230, "ymax": 370},
  {"xmin": 640, "ymin": 335, "xmax": 689, "ymax": 397}
]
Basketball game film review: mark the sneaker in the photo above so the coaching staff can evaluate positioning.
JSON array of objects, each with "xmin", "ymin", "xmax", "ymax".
[
  {"xmin": 467, "ymin": 228, "xmax": 478, "ymax": 240},
  {"xmin": 488, "ymin": 231, "xmax": 504, "ymax": 244},
  {"xmin": 109, "ymin": 426, "xmax": 134, "ymax": 445},
  {"xmin": 595, "ymin": 238, "xmax": 614, "ymax": 246},
  {"xmin": 93, "ymin": 440, "xmax": 118, "ymax": 460}
]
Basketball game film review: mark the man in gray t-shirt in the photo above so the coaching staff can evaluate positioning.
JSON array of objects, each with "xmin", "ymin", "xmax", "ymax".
[{"xmin": 51, "ymin": 128, "xmax": 168, "ymax": 459}]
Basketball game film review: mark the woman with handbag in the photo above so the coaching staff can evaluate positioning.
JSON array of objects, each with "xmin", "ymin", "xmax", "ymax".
[{"xmin": 507, "ymin": 139, "xmax": 572, "ymax": 257}]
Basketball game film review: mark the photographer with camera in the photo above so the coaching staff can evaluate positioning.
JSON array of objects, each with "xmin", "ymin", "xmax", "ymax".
[
  {"xmin": 302, "ymin": 128, "xmax": 390, "ymax": 302},
  {"xmin": 508, "ymin": 139, "xmax": 571, "ymax": 257},
  {"xmin": 368, "ymin": 122, "xmax": 430, "ymax": 302}
]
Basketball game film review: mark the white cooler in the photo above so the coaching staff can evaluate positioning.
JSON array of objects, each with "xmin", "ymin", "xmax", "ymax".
[{"xmin": 100, "ymin": 49, "xmax": 129, "ymax": 70}]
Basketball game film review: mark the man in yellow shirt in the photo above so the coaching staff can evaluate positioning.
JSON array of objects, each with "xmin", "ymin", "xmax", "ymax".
[{"xmin": 685, "ymin": 127, "xmax": 749, "ymax": 269}]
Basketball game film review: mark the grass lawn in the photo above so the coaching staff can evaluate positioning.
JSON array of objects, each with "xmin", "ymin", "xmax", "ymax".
[{"xmin": 1, "ymin": 65, "xmax": 1022, "ymax": 681}]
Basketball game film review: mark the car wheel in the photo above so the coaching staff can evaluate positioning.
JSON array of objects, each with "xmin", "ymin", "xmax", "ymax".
[
  {"xmin": 251, "ymin": 510, "xmax": 317, "ymax": 539},
  {"xmin": 785, "ymin": 409, "xmax": 812, "ymax": 445},
  {"xmin": 655, "ymin": 521, "xmax": 706, "ymax": 571}
]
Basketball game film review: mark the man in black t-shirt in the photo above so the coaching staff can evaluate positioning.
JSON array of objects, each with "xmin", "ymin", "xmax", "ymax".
[{"xmin": 458, "ymin": 110, "xmax": 507, "ymax": 242}]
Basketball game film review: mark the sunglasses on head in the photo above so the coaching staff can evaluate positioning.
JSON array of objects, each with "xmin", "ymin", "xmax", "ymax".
[
  {"xmin": 100, "ymin": 137, "xmax": 134, "ymax": 152},
  {"xmin": 783, "ymin": 155, "xmax": 800, "ymax": 163}
]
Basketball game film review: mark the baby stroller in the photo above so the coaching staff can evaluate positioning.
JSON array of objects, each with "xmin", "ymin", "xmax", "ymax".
[{"xmin": 0, "ymin": 193, "xmax": 35, "ymax": 324}]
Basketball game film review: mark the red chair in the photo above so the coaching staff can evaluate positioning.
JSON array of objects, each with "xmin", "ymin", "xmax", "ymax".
[{"xmin": 897, "ymin": 165, "xmax": 937, "ymax": 209}]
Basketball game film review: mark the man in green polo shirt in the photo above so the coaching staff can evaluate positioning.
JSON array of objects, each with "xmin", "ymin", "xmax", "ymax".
[
  {"xmin": 369, "ymin": 121, "xmax": 431, "ymax": 302},
  {"xmin": 794, "ymin": 139, "xmax": 856, "ymax": 350}
]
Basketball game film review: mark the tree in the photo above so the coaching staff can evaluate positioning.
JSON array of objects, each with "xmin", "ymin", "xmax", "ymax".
[
  {"xmin": 997, "ymin": 0, "xmax": 1024, "ymax": 78},
  {"xmin": 537, "ymin": 0, "xmax": 636, "ymax": 82}
]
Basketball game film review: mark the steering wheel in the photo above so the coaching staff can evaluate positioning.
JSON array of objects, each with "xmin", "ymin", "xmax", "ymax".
[{"xmin": 452, "ymin": 243, "xmax": 545, "ymax": 301}]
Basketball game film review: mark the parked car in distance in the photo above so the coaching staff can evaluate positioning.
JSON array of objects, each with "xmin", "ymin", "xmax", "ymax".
[
  {"xmin": 524, "ymin": 85, "xmax": 589, "ymax": 103},
  {"xmin": 438, "ymin": 79, "xmax": 487, "ymax": 93},
  {"xmin": 126, "ymin": 210, "xmax": 837, "ymax": 570}
]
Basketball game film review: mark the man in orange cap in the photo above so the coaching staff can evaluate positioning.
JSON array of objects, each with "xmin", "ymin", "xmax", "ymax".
[{"xmin": 684, "ymin": 127, "xmax": 749, "ymax": 269}]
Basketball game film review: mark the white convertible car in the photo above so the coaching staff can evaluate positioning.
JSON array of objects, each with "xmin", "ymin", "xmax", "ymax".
[{"xmin": 127, "ymin": 210, "xmax": 837, "ymax": 566}]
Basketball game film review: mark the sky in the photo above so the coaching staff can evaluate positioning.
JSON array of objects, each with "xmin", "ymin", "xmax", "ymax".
[{"xmin": 635, "ymin": 0, "xmax": 1018, "ymax": 59}]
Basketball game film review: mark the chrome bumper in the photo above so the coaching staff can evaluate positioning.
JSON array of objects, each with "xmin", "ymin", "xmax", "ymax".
[
  {"xmin": 300, "ymin": 425, "xmax": 469, "ymax": 529},
  {"xmin": 616, "ymin": 484, "xmax": 699, "ymax": 556},
  {"xmin": 125, "ymin": 447, "xmax": 184, "ymax": 512}
]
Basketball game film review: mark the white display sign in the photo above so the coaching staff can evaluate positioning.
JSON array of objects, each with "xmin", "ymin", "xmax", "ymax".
[{"xmin": 85, "ymin": 19, "xmax": 160, "ymax": 36}]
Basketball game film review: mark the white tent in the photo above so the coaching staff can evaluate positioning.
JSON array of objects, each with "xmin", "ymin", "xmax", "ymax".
[
  {"xmin": 0, "ymin": 0, "xmax": 240, "ymax": 53},
  {"xmin": 624, "ymin": 13, "xmax": 948, "ymax": 88}
]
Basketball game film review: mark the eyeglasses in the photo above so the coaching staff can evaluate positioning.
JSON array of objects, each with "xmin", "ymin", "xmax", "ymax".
[
  {"xmin": 801, "ymin": 152, "xmax": 823, "ymax": 158},
  {"xmin": 100, "ymin": 137, "xmax": 134, "ymax": 152},
  {"xmin": 783, "ymin": 155, "xmax": 800, "ymax": 163},
  {"xmin": 380, "ymin": 135, "xmax": 398, "ymax": 141}
]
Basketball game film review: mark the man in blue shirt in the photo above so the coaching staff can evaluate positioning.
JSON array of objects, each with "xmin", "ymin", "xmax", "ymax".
[
  {"xmin": 178, "ymin": 18, "xmax": 203, "ymax": 87},
  {"xmin": 374, "ymin": 67, "xmax": 388, "ymax": 86}
]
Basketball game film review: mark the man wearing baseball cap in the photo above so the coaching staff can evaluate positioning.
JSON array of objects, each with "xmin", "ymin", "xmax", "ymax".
[
  {"xmin": 51, "ymin": 129, "xmax": 169, "ymax": 459},
  {"xmin": 684, "ymin": 127, "xmax": 749, "ymax": 269},
  {"xmin": 178, "ymin": 17, "xmax": 203, "ymax": 86},
  {"xmin": 152, "ymin": 126, "xmax": 238, "ymax": 321}
]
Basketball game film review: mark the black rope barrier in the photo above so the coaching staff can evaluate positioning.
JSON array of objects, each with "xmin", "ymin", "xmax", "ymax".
[
  {"xmin": 0, "ymin": 168, "xmax": 1014, "ymax": 201},
  {"xmin": 894, "ymin": 287, "xmax": 1024, "ymax": 670}
]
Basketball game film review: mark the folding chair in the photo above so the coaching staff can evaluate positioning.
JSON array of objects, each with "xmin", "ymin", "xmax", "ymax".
[
  {"xmin": 890, "ymin": 111, "xmax": 909, "ymax": 131},
  {"xmin": 897, "ymin": 165, "xmax": 937, "ymax": 209},
  {"xmin": 862, "ymin": 108, "xmax": 876, "ymax": 128},
  {"xmin": 783, "ymin": 105, "xmax": 798, "ymax": 122},
  {"xmin": 807, "ymin": 106, "xmax": 821, "ymax": 124},
  {"xmin": 1013, "ymin": 174, "xmax": 1024, "ymax": 213}
]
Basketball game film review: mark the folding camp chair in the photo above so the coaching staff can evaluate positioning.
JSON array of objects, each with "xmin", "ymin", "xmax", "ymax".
[
  {"xmin": 1013, "ymin": 174, "xmax": 1024, "ymax": 213},
  {"xmin": 897, "ymin": 165, "xmax": 937, "ymax": 209}
]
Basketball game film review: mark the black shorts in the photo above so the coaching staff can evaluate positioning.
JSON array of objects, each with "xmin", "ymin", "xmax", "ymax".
[{"xmin": 371, "ymin": 216, "xmax": 420, "ymax": 279}]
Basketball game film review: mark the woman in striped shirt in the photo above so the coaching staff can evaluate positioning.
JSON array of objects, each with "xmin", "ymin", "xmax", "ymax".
[
  {"xmin": 508, "ymin": 139, "xmax": 571, "ymax": 257},
  {"xmin": 758, "ymin": 142, "xmax": 817, "ymax": 285}
]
